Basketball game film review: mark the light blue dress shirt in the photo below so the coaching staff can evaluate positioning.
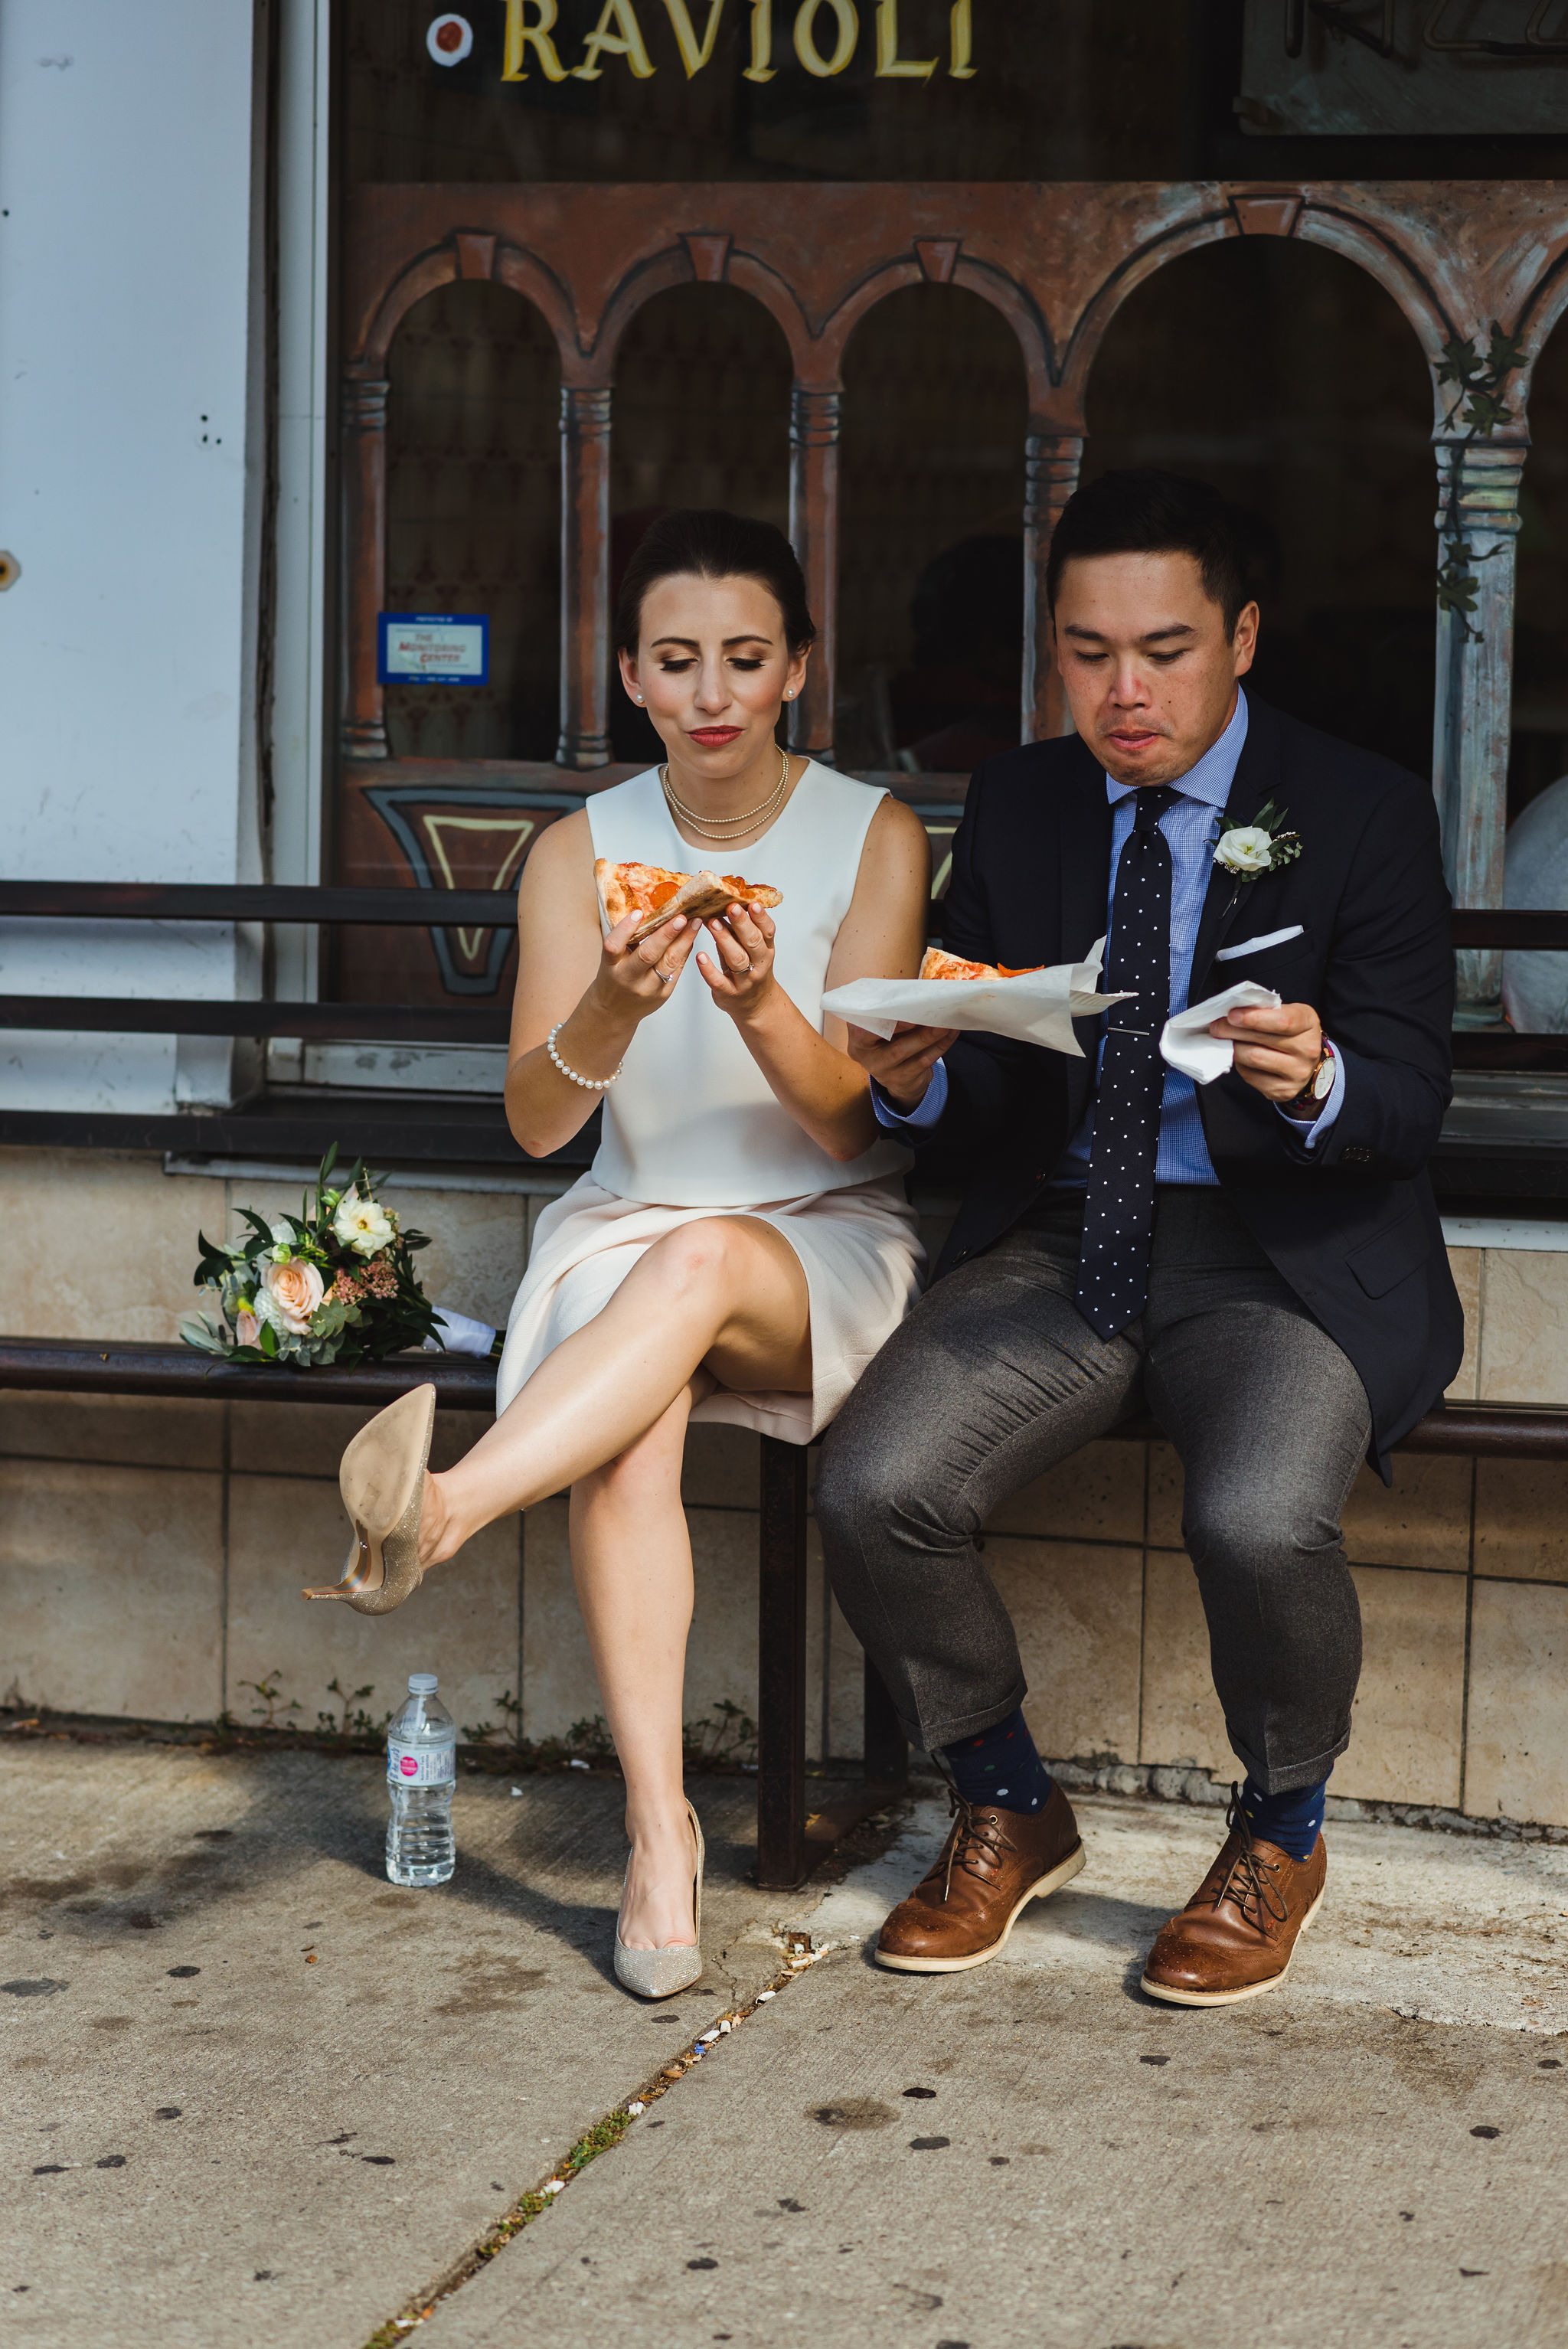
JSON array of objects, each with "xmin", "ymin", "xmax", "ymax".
[{"xmin": 874, "ymin": 690, "xmax": 1344, "ymax": 1176}]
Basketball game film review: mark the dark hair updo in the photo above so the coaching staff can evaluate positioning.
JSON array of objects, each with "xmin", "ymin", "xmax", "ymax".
[{"xmin": 614, "ymin": 508, "xmax": 817, "ymax": 655}]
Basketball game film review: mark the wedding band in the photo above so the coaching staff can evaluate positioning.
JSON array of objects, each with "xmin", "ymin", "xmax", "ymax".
[{"xmin": 657, "ymin": 965, "xmax": 675, "ymax": 984}]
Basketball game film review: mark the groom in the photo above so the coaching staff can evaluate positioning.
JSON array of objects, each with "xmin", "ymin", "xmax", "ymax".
[{"xmin": 818, "ymin": 469, "xmax": 1462, "ymax": 2005}]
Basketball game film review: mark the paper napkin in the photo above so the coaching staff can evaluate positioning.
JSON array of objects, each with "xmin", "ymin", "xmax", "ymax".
[
  {"xmin": 1160, "ymin": 980, "xmax": 1282, "ymax": 1085},
  {"xmin": 822, "ymin": 938, "xmax": 1133, "ymax": 1060}
]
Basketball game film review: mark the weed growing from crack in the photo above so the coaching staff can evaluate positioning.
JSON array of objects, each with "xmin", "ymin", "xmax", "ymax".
[{"xmin": 359, "ymin": 1942, "xmax": 825, "ymax": 2344}]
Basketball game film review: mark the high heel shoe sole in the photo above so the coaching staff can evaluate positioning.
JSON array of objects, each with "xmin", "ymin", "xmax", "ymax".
[
  {"xmin": 614, "ymin": 1799, "xmax": 705, "ymax": 2000},
  {"xmin": 302, "ymin": 1383, "xmax": 436, "ymax": 1615}
]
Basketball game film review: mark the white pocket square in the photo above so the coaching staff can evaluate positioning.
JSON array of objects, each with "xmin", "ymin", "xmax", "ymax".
[{"xmin": 1215, "ymin": 923, "xmax": 1305, "ymax": 963}]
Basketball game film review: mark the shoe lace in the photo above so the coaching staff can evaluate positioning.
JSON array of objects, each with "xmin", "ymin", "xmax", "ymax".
[
  {"xmin": 1207, "ymin": 1783, "xmax": 1289, "ymax": 1929},
  {"xmin": 939, "ymin": 1787, "xmax": 1016, "ymax": 1903}
]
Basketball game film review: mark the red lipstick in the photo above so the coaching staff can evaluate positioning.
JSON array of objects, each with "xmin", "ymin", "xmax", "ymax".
[{"xmin": 688, "ymin": 726, "xmax": 743, "ymax": 747}]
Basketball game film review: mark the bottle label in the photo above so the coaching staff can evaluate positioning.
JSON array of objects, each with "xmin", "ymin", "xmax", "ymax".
[{"xmin": 387, "ymin": 1738, "xmax": 455, "ymax": 1787}]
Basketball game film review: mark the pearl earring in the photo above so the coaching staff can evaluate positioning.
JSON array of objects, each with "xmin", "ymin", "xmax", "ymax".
[{"xmin": 635, "ymin": 692, "xmax": 644, "ymax": 704}]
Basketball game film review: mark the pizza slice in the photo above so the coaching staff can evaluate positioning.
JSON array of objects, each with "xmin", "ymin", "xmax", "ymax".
[
  {"xmin": 595, "ymin": 859, "xmax": 783, "ymax": 946},
  {"xmin": 920, "ymin": 946, "xmax": 1044, "ymax": 982}
]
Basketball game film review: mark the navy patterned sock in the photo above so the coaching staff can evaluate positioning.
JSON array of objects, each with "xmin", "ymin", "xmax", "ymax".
[
  {"xmin": 1241, "ymin": 1774, "xmax": 1328, "ymax": 1863},
  {"xmin": 939, "ymin": 1708, "xmax": 1053, "ymax": 1816}
]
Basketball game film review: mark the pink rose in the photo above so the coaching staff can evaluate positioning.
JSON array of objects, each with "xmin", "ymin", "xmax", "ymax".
[
  {"xmin": 234, "ymin": 1307, "xmax": 260, "ymax": 1348},
  {"xmin": 262, "ymin": 1257, "xmax": 325, "ymax": 1335}
]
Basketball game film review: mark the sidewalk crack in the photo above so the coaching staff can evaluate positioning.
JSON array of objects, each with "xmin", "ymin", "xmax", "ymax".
[{"xmin": 359, "ymin": 1939, "xmax": 829, "ymax": 2347}]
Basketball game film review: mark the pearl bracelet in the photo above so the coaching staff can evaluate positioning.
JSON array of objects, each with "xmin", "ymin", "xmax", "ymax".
[{"xmin": 547, "ymin": 1021, "xmax": 623, "ymax": 1090}]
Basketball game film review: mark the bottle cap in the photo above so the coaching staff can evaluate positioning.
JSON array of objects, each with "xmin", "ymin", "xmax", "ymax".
[{"xmin": 407, "ymin": 1672, "xmax": 438, "ymax": 1695}]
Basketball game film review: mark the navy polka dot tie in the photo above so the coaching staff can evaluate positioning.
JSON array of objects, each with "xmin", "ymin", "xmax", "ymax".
[{"xmin": 1076, "ymin": 786, "xmax": 1177, "ymax": 1340}]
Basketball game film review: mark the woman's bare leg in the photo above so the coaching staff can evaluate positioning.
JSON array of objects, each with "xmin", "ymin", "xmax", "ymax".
[
  {"xmin": 570, "ymin": 1385, "xmax": 704, "ymax": 1951},
  {"xmin": 420, "ymin": 1216, "xmax": 810, "ymax": 1567}
]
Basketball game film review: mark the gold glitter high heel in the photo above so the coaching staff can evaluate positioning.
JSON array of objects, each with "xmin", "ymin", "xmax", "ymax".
[{"xmin": 613, "ymin": 1800, "xmax": 705, "ymax": 2001}]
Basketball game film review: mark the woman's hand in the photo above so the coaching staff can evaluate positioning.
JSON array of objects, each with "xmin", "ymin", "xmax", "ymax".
[
  {"xmin": 592, "ymin": 907, "xmax": 700, "ymax": 1021},
  {"xmin": 695, "ymin": 901, "xmax": 777, "ymax": 1020}
]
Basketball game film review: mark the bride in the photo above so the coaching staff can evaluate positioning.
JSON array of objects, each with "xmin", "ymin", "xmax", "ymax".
[{"xmin": 312, "ymin": 509, "xmax": 940, "ymax": 1996}]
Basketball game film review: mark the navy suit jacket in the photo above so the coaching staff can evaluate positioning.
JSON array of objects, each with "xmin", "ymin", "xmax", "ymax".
[{"xmin": 918, "ymin": 697, "xmax": 1464, "ymax": 1478}]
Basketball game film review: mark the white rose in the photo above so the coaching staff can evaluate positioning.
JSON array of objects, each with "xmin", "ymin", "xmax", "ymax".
[
  {"xmin": 1214, "ymin": 826, "xmax": 1273, "ymax": 876},
  {"xmin": 260, "ymin": 1256, "xmax": 325, "ymax": 1335},
  {"xmin": 332, "ymin": 1193, "xmax": 397, "ymax": 1257}
]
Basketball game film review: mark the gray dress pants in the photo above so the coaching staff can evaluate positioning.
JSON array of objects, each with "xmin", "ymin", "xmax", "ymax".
[{"xmin": 816, "ymin": 1187, "xmax": 1373, "ymax": 1795}]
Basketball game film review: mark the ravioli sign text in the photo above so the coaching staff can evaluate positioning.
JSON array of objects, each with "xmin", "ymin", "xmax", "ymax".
[{"xmin": 488, "ymin": 0, "xmax": 978, "ymax": 84}]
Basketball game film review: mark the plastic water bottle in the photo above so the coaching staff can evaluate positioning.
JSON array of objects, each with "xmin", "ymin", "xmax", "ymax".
[{"xmin": 386, "ymin": 1672, "xmax": 456, "ymax": 1886}]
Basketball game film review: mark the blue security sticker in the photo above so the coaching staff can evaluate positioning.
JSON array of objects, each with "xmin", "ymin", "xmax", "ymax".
[{"xmin": 378, "ymin": 613, "xmax": 488, "ymax": 685}]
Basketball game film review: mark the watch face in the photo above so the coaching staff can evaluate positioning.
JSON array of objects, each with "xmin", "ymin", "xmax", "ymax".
[{"xmin": 1313, "ymin": 1056, "xmax": 1334, "ymax": 1099}]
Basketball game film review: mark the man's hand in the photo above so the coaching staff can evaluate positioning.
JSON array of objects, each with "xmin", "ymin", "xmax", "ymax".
[
  {"xmin": 844, "ymin": 1019, "xmax": 959, "ymax": 1111},
  {"xmin": 1208, "ymin": 1000, "xmax": 1323, "ymax": 1105}
]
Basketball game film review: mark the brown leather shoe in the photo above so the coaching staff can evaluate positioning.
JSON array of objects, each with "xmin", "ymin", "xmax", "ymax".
[
  {"xmin": 875, "ymin": 1781, "xmax": 1086, "ymax": 1973},
  {"xmin": 1140, "ymin": 1787, "xmax": 1326, "ymax": 2007}
]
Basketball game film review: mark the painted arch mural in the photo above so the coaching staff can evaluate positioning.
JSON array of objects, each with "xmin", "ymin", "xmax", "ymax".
[{"xmin": 337, "ymin": 176, "xmax": 1568, "ymax": 1014}]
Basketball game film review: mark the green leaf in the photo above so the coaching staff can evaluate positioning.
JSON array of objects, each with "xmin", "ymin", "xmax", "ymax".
[
  {"xmin": 178, "ymin": 1315, "xmax": 230, "ymax": 1356},
  {"xmin": 1463, "ymin": 390, "xmax": 1513, "ymax": 436},
  {"xmin": 193, "ymin": 1249, "xmax": 231, "ymax": 1289},
  {"xmin": 1436, "ymin": 332, "xmax": 1483, "ymax": 388}
]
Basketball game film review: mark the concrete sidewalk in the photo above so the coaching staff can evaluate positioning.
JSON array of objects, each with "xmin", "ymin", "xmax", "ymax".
[
  {"xmin": 2, "ymin": 1739, "xmax": 820, "ymax": 2349},
  {"xmin": 6, "ymin": 1744, "xmax": 1567, "ymax": 2349},
  {"xmin": 416, "ymin": 1792, "xmax": 1568, "ymax": 2349}
]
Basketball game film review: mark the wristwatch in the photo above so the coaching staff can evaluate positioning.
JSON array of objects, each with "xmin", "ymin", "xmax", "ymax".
[{"xmin": 1284, "ymin": 1038, "xmax": 1335, "ymax": 1118}]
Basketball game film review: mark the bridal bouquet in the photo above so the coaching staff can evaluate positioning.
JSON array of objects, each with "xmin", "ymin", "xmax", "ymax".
[{"xmin": 180, "ymin": 1146, "xmax": 442, "ymax": 1368}]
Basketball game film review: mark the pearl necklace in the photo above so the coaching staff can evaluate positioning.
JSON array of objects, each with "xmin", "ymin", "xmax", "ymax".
[{"xmin": 660, "ymin": 747, "xmax": 791, "ymax": 841}]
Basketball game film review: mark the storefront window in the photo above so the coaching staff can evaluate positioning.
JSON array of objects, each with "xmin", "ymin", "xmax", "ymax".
[
  {"xmin": 329, "ymin": 2, "xmax": 1568, "ymax": 1034},
  {"xmin": 384, "ymin": 279, "xmax": 560, "ymax": 763},
  {"xmin": 1084, "ymin": 235, "xmax": 1435, "ymax": 781},
  {"xmin": 345, "ymin": 0, "xmax": 1202, "ymax": 186},
  {"xmin": 837, "ymin": 283, "xmax": 1024, "ymax": 775}
]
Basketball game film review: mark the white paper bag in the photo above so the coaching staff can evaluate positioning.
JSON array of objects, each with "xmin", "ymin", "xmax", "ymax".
[
  {"xmin": 822, "ymin": 939, "xmax": 1134, "ymax": 1060},
  {"xmin": 1160, "ymin": 980, "xmax": 1282, "ymax": 1086}
]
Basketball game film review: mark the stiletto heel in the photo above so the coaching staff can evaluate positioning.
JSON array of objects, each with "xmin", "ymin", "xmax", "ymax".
[
  {"xmin": 302, "ymin": 1384, "xmax": 436, "ymax": 1615},
  {"xmin": 614, "ymin": 1798, "xmax": 705, "ymax": 2000}
]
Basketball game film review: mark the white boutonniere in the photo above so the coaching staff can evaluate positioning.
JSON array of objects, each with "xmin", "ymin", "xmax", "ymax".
[{"xmin": 1214, "ymin": 798, "xmax": 1302, "ymax": 883}]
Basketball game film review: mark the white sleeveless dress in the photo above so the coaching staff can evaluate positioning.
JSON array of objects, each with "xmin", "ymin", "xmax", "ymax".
[{"xmin": 495, "ymin": 762, "xmax": 924, "ymax": 1442}]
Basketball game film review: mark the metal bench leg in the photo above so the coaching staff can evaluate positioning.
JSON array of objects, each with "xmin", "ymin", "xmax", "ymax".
[
  {"xmin": 756, "ymin": 1434, "xmax": 809, "ymax": 1889},
  {"xmin": 863, "ymin": 1655, "xmax": 909, "ymax": 1789},
  {"xmin": 755, "ymin": 1435, "xmax": 910, "ymax": 1892}
]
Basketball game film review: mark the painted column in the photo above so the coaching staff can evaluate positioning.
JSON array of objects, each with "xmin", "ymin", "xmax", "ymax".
[
  {"xmin": 1431, "ymin": 436, "xmax": 1527, "ymax": 1024},
  {"xmin": 557, "ymin": 383, "xmax": 613, "ymax": 769},
  {"xmin": 788, "ymin": 384, "xmax": 841, "ymax": 765},
  {"xmin": 1024, "ymin": 427, "xmax": 1084, "ymax": 742},
  {"xmin": 341, "ymin": 372, "xmax": 390, "ymax": 759}
]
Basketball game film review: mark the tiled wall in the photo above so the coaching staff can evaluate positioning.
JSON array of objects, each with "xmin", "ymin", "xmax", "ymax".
[{"xmin": 2, "ymin": 1148, "xmax": 1566, "ymax": 1824}]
